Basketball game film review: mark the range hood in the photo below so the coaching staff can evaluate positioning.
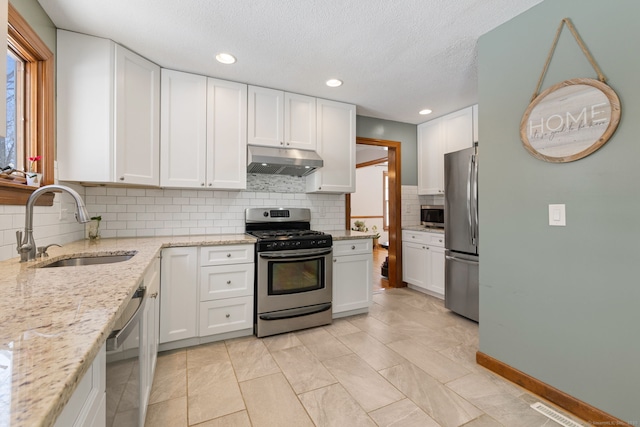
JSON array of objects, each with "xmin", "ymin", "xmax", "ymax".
[{"xmin": 247, "ymin": 145, "xmax": 323, "ymax": 177}]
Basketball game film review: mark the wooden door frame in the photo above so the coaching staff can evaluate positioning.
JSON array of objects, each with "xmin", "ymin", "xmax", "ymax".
[{"xmin": 346, "ymin": 137, "xmax": 403, "ymax": 288}]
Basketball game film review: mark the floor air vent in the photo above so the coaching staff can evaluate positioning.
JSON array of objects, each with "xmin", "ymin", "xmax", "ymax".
[{"xmin": 530, "ymin": 402, "xmax": 584, "ymax": 427}]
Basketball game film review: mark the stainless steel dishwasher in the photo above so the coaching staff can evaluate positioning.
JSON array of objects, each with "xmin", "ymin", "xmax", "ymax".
[{"xmin": 105, "ymin": 284, "xmax": 150, "ymax": 426}]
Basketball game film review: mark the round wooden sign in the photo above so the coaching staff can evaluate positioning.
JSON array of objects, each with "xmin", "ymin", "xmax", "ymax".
[{"xmin": 520, "ymin": 78, "xmax": 621, "ymax": 162}]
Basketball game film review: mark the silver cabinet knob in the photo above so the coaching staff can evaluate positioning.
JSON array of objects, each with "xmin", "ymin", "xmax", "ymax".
[
  {"xmin": 201, "ymin": 183, "xmax": 205, "ymax": 186},
  {"xmin": 227, "ymin": 280, "xmax": 231, "ymax": 285},
  {"xmin": 333, "ymin": 259, "xmax": 337, "ymax": 263},
  {"xmin": 119, "ymin": 176, "xmax": 125, "ymax": 181},
  {"xmin": 351, "ymin": 245, "xmax": 356, "ymax": 250},
  {"xmin": 225, "ymin": 313, "xmax": 230, "ymax": 318},
  {"xmin": 226, "ymin": 253, "xmax": 231, "ymax": 257},
  {"xmin": 208, "ymin": 183, "xmax": 212, "ymax": 187}
]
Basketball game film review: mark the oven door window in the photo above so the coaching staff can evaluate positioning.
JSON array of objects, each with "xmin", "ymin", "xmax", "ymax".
[{"xmin": 268, "ymin": 257, "xmax": 325, "ymax": 295}]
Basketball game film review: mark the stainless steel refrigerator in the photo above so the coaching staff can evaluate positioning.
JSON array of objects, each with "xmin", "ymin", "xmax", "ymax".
[{"xmin": 444, "ymin": 146, "xmax": 479, "ymax": 322}]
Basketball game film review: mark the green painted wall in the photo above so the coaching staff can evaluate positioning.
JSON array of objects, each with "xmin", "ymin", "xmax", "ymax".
[
  {"xmin": 356, "ymin": 115, "xmax": 417, "ymax": 185},
  {"xmin": 479, "ymin": 0, "xmax": 640, "ymax": 422},
  {"xmin": 10, "ymin": 0, "xmax": 56, "ymax": 52}
]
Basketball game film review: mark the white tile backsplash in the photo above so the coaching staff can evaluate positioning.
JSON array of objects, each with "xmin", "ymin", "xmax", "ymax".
[
  {"xmin": 401, "ymin": 185, "xmax": 421, "ymax": 227},
  {"xmin": 84, "ymin": 183, "xmax": 346, "ymax": 238},
  {"xmin": 0, "ymin": 174, "xmax": 413, "ymax": 261}
]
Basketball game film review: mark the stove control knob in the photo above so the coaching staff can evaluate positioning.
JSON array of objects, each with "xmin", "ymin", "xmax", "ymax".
[
  {"xmin": 263, "ymin": 211, "xmax": 269, "ymax": 217},
  {"xmin": 296, "ymin": 241, "xmax": 301, "ymax": 246}
]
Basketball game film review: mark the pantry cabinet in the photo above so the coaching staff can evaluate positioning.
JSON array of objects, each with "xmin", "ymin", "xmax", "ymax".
[
  {"xmin": 402, "ymin": 230, "xmax": 445, "ymax": 298},
  {"xmin": 417, "ymin": 105, "xmax": 476, "ymax": 195},
  {"xmin": 332, "ymin": 238, "xmax": 372, "ymax": 317},
  {"xmin": 306, "ymin": 99, "xmax": 356, "ymax": 193},
  {"xmin": 57, "ymin": 30, "xmax": 160, "ymax": 185},
  {"xmin": 160, "ymin": 69, "xmax": 247, "ymax": 189},
  {"xmin": 248, "ymin": 86, "xmax": 316, "ymax": 150}
]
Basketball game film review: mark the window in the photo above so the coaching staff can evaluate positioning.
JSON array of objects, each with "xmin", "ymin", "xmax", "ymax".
[
  {"xmin": 383, "ymin": 170, "xmax": 389, "ymax": 231},
  {"xmin": 1, "ymin": 4, "xmax": 54, "ymax": 205}
]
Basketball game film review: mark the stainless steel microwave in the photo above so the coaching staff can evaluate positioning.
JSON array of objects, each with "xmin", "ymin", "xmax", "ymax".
[{"xmin": 421, "ymin": 205, "xmax": 445, "ymax": 228}]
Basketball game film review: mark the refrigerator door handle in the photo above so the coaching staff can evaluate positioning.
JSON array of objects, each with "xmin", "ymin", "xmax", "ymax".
[
  {"xmin": 472, "ymin": 154, "xmax": 478, "ymax": 246},
  {"xmin": 467, "ymin": 156, "xmax": 473, "ymax": 245},
  {"xmin": 446, "ymin": 255, "xmax": 479, "ymax": 265}
]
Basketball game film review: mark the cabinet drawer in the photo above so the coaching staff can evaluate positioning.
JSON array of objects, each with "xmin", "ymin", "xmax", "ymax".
[
  {"xmin": 200, "ymin": 244, "xmax": 254, "ymax": 266},
  {"xmin": 200, "ymin": 263, "xmax": 254, "ymax": 301},
  {"xmin": 333, "ymin": 239, "xmax": 372, "ymax": 256},
  {"xmin": 402, "ymin": 230, "xmax": 445, "ymax": 247},
  {"xmin": 428, "ymin": 234, "xmax": 445, "ymax": 247},
  {"xmin": 199, "ymin": 296, "xmax": 253, "ymax": 336},
  {"xmin": 402, "ymin": 230, "xmax": 429, "ymax": 244}
]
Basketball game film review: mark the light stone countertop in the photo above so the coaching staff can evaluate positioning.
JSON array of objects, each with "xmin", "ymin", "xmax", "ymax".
[
  {"xmin": 0, "ymin": 234, "xmax": 255, "ymax": 427},
  {"xmin": 327, "ymin": 229, "xmax": 376, "ymax": 240},
  {"xmin": 402, "ymin": 225, "xmax": 445, "ymax": 234}
]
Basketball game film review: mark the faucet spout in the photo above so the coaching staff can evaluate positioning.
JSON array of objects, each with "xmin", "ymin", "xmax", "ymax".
[{"xmin": 18, "ymin": 185, "xmax": 91, "ymax": 262}]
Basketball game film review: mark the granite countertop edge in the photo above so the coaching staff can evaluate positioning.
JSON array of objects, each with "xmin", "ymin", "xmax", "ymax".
[{"xmin": 0, "ymin": 234, "xmax": 255, "ymax": 427}]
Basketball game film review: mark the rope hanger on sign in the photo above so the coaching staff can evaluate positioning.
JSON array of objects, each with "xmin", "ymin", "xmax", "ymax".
[{"xmin": 531, "ymin": 17, "xmax": 607, "ymax": 102}]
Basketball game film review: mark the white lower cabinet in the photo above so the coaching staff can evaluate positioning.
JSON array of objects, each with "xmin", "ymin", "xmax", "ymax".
[
  {"xmin": 160, "ymin": 244, "xmax": 254, "ymax": 349},
  {"xmin": 54, "ymin": 344, "xmax": 106, "ymax": 427},
  {"xmin": 332, "ymin": 239, "xmax": 373, "ymax": 317},
  {"xmin": 199, "ymin": 245, "xmax": 254, "ymax": 338},
  {"xmin": 199, "ymin": 296, "xmax": 253, "ymax": 336},
  {"xmin": 160, "ymin": 247, "xmax": 198, "ymax": 343},
  {"xmin": 140, "ymin": 257, "xmax": 160, "ymax": 425},
  {"xmin": 402, "ymin": 230, "xmax": 445, "ymax": 298}
]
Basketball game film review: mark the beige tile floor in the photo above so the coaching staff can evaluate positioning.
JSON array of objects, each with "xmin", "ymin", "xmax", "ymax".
[{"xmin": 111, "ymin": 287, "xmax": 590, "ymax": 426}]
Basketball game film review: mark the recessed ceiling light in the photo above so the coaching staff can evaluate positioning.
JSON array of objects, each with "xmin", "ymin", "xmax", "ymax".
[
  {"xmin": 419, "ymin": 109, "xmax": 433, "ymax": 115},
  {"xmin": 326, "ymin": 79, "xmax": 343, "ymax": 88},
  {"xmin": 215, "ymin": 53, "xmax": 236, "ymax": 64}
]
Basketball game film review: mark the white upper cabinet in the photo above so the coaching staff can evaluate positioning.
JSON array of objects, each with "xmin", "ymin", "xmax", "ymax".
[
  {"xmin": 284, "ymin": 92, "xmax": 316, "ymax": 150},
  {"xmin": 248, "ymin": 86, "xmax": 316, "ymax": 150},
  {"xmin": 417, "ymin": 119, "xmax": 444, "ymax": 195},
  {"xmin": 57, "ymin": 30, "xmax": 160, "ymax": 185},
  {"xmin": 161, "ymin": 69, "xmax": 247, "ymax": 189},
  {"xmin": 248, "ymin": 86, "xmax": 284, "ymax": 147},
  {"xmin": 442, "ymin": 106, "xmax": 473, "ymax": 154},
  {"xmin": 417, "ymin": 105, "xmax": 476, "ymax": 195},
  {"xmin": 306, "ymin": 99, "xmax": 356, "ymax": 193},
  {"xmin": 160, "ymin": 69, "xmax": 208, "ymax": 188},
  {"xmin": 206, "ymin": 78, "xmax": 247, "ymax": 189}
]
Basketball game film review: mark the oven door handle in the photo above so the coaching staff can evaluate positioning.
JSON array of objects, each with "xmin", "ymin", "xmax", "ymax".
[
  {"xmin": 259, "ymin": 248, "xmax": 332, "ymax": 259},
  {"xmin": 259, "ymin": 302, "xmax": 332, "ymax": 321},
  {"xmin": 106, "ymin": 287, "xmax": 146, "ymax": 351}
]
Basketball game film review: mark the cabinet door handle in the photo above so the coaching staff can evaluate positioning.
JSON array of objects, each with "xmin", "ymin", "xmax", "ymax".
[
  {"xmin": 412, "ymin": 236, "xmax": 415, "ymax": 239},
  {"xmin": 351, "ymin": 245, "xmax": 355, "ymax": 250},
  {"xmin": 119, "ymin": 176, "xmax": 125, "ymax": 181},
  {"xmin": 208, "ymin": 183, "xmax": 213, "ymax": 187},
  {"xmin": 201, "ymin": 183, "xmax": 205, "ymax": 186},
  {"xmin": 333, "ymin": 258, "xmax": 337, "ymax": 263},
  {"xmin": 225, "ymin": 313, "xmax": 230, "ymax": 318},
  {"xmin": 227, "ymin": 280, "xmax": 231, "ymax": 285},
  {"xmin": 226, "ymin": 253, "xmax": 231, "ymax": 258}
]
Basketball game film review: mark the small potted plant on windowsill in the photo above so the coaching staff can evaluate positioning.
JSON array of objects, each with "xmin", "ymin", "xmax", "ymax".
[
  {"xmin": 26, "ymin": 155, "xmax": 42, "ymax": 187},
  {"xmin": 371, "ymin": 225, "xmax": 381, "ymax": 248}
]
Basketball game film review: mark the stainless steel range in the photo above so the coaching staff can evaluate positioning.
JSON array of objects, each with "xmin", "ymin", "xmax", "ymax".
[{"xmin": 246, "ymin": 207, "xmax": 333, "ymax": 338}]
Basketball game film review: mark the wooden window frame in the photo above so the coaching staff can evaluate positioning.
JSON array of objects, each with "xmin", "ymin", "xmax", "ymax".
[{"xmin": 1, "ymin": 4, "xmax": 54, "ymax": 206}]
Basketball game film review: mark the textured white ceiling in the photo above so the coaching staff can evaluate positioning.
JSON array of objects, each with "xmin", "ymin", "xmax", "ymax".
[{"xmin": 38, "ymin": 0, "xmax": 542, "ymax": 124}]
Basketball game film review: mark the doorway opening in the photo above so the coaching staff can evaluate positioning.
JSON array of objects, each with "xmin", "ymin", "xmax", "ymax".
[{"xmin": 346, "ymin": 137, "xmax": 402, "ymax": 288}]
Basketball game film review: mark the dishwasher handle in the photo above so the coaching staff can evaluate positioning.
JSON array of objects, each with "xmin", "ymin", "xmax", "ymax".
[{"xmin": 106, "ymin": 287, "xmax": 146, "ymax": 351}]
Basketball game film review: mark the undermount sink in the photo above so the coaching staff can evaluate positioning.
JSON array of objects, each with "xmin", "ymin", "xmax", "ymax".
[{"xmin": 39, "ymin": 252, "xmax": 137, "ymax": 268}]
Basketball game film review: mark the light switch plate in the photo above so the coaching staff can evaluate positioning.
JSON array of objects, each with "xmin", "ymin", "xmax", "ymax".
[{"xmin": 548, "ymin": 204, "xmax": 566, "ymax": 226}]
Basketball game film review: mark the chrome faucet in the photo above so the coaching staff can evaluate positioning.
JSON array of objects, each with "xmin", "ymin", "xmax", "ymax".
[{"xmin": 16, "ymin": 185, "xmax": 91, "ymax": 262}]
